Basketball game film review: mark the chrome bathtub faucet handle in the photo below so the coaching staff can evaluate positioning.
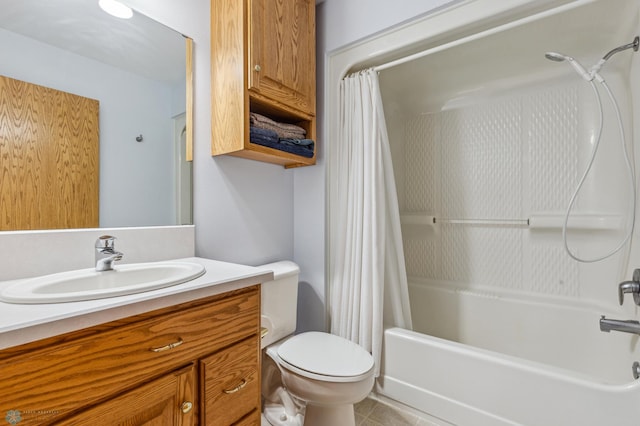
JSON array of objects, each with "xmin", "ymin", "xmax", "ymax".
[
  {"xmin": 618, "ymin": 269, "xmax": 640, "ymax": 306},
  {"xmin": 95, "ymin": 235, "xmax": 124, "ymax": 272}
]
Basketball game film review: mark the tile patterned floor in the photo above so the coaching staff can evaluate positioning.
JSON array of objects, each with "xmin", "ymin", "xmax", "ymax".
[{"xmin": 355, "ymin": 397, "xmax": 436, "ymax": 426}]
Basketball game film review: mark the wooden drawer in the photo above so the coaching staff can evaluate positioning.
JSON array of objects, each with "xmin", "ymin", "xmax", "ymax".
[
  {"xmin": 0, "ymin": 288, "xmax": 259, "ymax": 424},
  {"xmin": 201, "ymin": 336, "xmax": 260, "ymax": 426}
]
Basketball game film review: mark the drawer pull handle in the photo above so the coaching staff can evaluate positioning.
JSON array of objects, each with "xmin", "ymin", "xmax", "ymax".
[
  {"xmin": 261, "ymin": 327, "xmax": 269, "ymax": 338},
  {"xmin": 181, "ymin": 401, "xmax": 193, "ymax": 414},
  {"xmin": 150, "ymin": 338, "xmax": 184, "ymax": 353},
  {"xmin": 222, "ymin": 379, "xmax": 247, "ymax": 394}
]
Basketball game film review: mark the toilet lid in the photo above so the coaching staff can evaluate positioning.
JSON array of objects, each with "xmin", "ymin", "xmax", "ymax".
[{"xmin": 277, "ymin": 332, "xmax": 374, "ymax": 377}]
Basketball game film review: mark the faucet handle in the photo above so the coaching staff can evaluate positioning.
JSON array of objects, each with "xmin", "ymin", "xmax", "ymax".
[
  {"xmin": 96, "ymin": 235, "xmax": 116, "ymax": 250},
  {"xmin": 618, "ymin": 269, "xmax": 640, "ymax": 305}
]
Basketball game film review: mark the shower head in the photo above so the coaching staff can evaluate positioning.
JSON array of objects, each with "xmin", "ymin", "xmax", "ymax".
[
  {"xmin": 544, "ymin": 52, "xmax": 569, "ymax": 62},
  {"xmin": 544, "ymin": 52, "xmax": 592, "ymax": 81}
]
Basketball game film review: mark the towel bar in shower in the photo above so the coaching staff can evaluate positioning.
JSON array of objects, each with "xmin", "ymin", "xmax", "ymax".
[
  {"xmin": 399, "ymin": 215, "xmax": 527, "ymax": 226},
  {"xmin": 399, "ymin": 214, "xmax": 621, "ymax": 230}
]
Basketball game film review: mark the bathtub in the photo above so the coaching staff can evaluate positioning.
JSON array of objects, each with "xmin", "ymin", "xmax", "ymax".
[
  {"xmin": 327, "ymin": 0, "xmax": 640, "ymax": 424},
  {"xmin": 378, "ymin": 278, "xmax": 640, "ymax": 425},
  {"xmin": 380, "ymin": 326, "xmax": 640, "ymax": 426}
]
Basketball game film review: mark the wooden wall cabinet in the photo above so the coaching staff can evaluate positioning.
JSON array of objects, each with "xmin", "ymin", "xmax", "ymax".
[
  {"xmin": 0, "ymin": 286, "xmax": 261, "ymax": 426},
  {"xmin": 211, "ymin": 0, "xmax": 316, "ymax": 168}
]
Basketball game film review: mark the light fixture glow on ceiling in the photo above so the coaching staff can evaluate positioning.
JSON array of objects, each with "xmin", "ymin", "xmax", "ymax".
[{"xmin": 98, "ymin": 0, "xmax": 133, "ymax": 19}]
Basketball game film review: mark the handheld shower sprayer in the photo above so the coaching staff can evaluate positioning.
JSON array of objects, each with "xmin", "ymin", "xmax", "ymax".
[
  {"xmin": 545, "ymin": 36, "xmax": 640, "ymax": 80},
  {"xmin": 543, "ymin": 52, "xmax": 592, "ymax": 81},
  {"xmin": 544, "ymin": 37, "xmax": 639, "ymax": 263}
]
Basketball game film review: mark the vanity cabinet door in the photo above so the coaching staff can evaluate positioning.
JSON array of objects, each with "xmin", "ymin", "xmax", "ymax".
[
  {"xmin": 58, "ymin": 364, "xmax": 196, "ymax": 426},
  {"xmin": 200, "ymin": 336, "xmax": 260, "ymax": 425},
  {"xmin": 248, "ymin": 0, "xmax": 316, "ymax": 116}
]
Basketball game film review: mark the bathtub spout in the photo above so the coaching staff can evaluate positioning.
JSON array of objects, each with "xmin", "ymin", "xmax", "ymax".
[{"xmin": 599, "ymin": 316, "xmax": 640, "ymax": 335}]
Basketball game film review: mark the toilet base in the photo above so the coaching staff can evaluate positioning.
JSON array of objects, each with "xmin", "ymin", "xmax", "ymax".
[
  {"xmin": 263, "ymin": 403, "xmax": 304, "ymax": 426},
  {"xmin": 303, "ymin": 403, "xmax": 355, "ymax": 426}
]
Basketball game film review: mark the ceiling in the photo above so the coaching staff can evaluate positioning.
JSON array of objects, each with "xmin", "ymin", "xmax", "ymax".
[{"xmin": 0, "ymin": 0, "xmax": 185, "ymax": 83}]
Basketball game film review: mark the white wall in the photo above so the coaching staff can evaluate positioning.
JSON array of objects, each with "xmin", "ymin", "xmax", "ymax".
[
  {"xmin": 321, "ymin": 0, "xmax": 457, "ymax": 52},
  {"xmin": 0, "ymin": 28, "xmax": 177, "ymax": 228},
  {"xmin": 121, "ymin": 0, "xmax": 295, "ymax": 268}
]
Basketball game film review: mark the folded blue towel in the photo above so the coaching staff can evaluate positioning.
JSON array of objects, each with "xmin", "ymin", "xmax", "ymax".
[
  {"xmin": 250, "ymin": 127, "xmax": 315, "ymax": 158},
  {"xmin": 279, "ymin": 138, "xmax": 315, "ymax": 148},
  {"xmin": 250, "ymin": 126, "xmax": 279, "ymax": 142}
]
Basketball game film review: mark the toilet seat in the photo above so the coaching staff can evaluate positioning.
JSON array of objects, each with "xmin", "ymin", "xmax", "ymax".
[{"xmin": 275, "ymin": 332, "xmax": 374, "ymax": 383}]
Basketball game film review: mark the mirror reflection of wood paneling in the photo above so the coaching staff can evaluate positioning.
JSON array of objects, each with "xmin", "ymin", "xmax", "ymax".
[{"xmin": 0, "ymin": 75, "xmax": 99, "ymax": 230}]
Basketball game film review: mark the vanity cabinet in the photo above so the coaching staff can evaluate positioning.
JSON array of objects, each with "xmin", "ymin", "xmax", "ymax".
[
  {"xmin": 211, "ymin": 0, "xmax": 316, "ymax": 168},
  {"xmin": 0, "ymin": 286, "xmax": 261, "ymax": 425}
]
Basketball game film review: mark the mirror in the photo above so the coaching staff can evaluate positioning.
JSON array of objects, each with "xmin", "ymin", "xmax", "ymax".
[{"xmin": 0, "ymin": 0, "xmax": 193, "ymax": 231}]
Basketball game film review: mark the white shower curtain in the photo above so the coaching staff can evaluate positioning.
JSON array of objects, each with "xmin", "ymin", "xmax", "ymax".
[{"xmin": 330, "ymin": 69, "xmax": 412, "ymax": 377}]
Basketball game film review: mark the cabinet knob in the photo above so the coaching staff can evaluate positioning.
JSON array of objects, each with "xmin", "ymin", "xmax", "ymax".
[
  {"xmin": 254, "ymin": 64, "xmax": 261, "ymax": 72},
  {"xmin": 181, "ymin": 401, "xmax": 193, "ymax": 414}
]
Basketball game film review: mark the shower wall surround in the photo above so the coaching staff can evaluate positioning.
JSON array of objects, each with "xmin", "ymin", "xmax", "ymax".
[{"xmin": 399, "ymin": 80, "xmax": 625, "ymax": 301}]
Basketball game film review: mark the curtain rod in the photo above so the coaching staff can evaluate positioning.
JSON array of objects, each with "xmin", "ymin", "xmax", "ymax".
[{"xmin": 373, "ymin": 0, "xmax": 593, "ymax": 73}]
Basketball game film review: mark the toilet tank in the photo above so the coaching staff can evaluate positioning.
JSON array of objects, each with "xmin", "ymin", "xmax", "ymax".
[{"xmin": 259, "ymin": 261, "xmax": 300, "ymax": 348}]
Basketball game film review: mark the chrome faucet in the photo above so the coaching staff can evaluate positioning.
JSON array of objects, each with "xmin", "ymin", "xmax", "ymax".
[
  {"xmin": 599, "ymin": 269, "xmax": 640, "ymax": 336},
  {"xmin": 95, "ymin": 235, "xmax": 123, "ymax": 272},
  {"xmin": 600, "ymin": 316, "xmax": 640, "ymax": 335},
  {"xmin": 619, "ymin": 269, "xmax": 640, "ymax": 305}
]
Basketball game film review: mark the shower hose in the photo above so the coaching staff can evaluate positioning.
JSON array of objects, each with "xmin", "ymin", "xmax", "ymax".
[{"xmin": 563, "ymin": 75, "xmax": 636, "ymax": 263}]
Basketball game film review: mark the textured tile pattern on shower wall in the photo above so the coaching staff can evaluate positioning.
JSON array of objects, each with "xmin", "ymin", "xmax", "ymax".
[
  {"xmin": 528, "ymin": 85, "xmax": 580, "ymax": 212},
  {"xmin": 403, "ymin": 83, "xmax": 582, "ymax": 296},
  {"xmin": 404, "ymin": 237, "xmax": 438, "ymax": 279},
  {"xmin": 441, "ymin": 225, "xmax": 523, "ymax": 289},
  {"xmin": 405, "ymin": 114, "xmax": 438, "ymax": 213},
  {"xmin": 529, "ymin": 245, "xmax": 580, "ymax": 296},
  {"xmin": 440, "ymin": 99, "xmax": 523, "ymax": 219}
]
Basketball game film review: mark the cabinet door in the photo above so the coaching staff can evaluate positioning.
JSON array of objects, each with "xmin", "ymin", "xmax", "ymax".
[
  {"xmin": 249, "ymin": 0, "xmax": 315, "ymax": 116},
  {"xmin": 201, "ymin": 337, "xmax": 260, "ymax": 426},
  {"xmin": 57, "ymin": 365, "xmax": 196, "ymax": 426}
]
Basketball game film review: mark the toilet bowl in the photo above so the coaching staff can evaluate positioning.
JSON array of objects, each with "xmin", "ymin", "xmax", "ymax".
[
  {"xmin": 268, "ymin": 332, "xmax": 374, "ymax": 426},
  {"xmin": 259, "ymin": 262, "xmax": 375, "ymax": 426}
]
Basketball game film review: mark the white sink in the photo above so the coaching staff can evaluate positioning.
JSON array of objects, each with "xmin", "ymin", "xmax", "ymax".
[{"xmin": 0, "ymin": 261, "xmax": 206, "ymax": 304}]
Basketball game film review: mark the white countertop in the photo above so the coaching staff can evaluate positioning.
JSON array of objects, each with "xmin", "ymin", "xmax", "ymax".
[{"xmin": 0, "ymin": 257, "xmax": 273, "ymax": 350}]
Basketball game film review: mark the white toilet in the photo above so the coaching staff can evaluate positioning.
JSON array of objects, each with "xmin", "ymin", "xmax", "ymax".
[{"xmin": 260, "ymin": 261, "xmax": 375, "ymax": 426}]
